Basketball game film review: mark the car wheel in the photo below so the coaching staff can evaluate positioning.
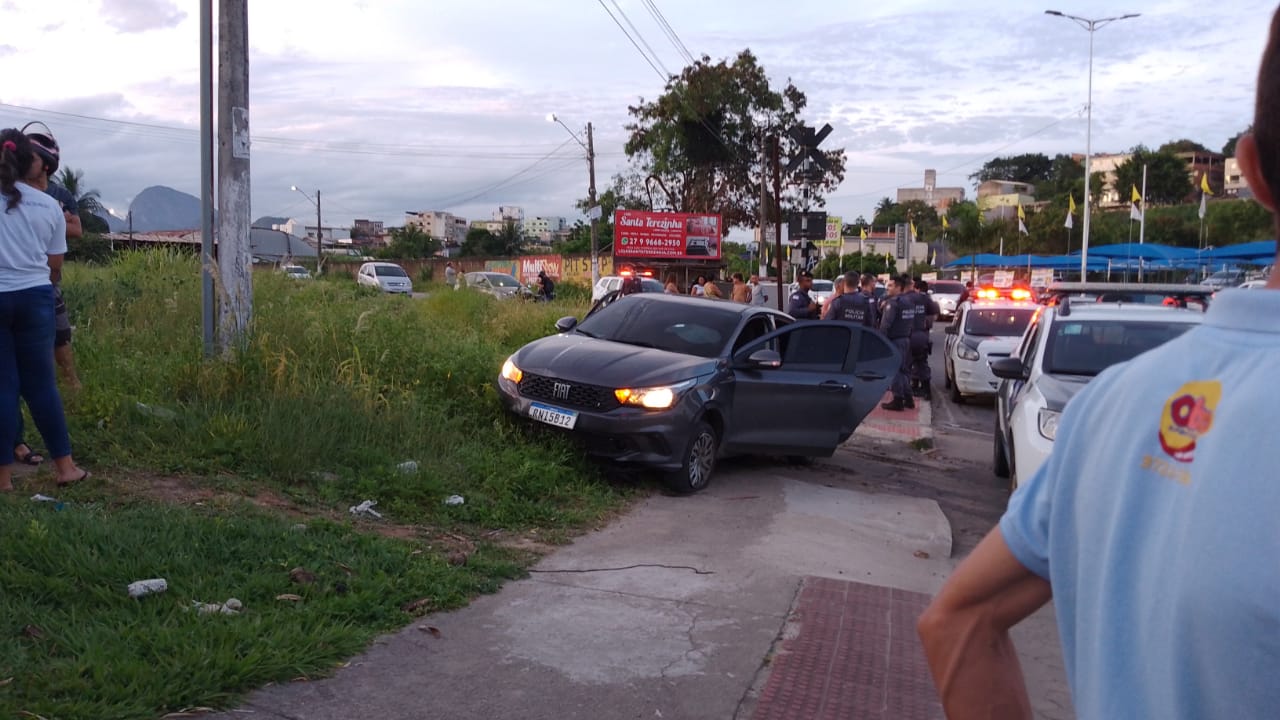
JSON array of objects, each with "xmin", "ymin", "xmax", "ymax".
[
  {"xmin": 993, "ymin": 420, "xmax": 1010, "ymax": 479},
  {"xmin": 666, "ymin": 420, "xmax": 718, "ymax": 494}
]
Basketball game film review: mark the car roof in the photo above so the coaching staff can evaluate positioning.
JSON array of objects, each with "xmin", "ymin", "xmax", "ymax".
[
  {"xmin": 1044, "ymin": 303, "xmax": 1206, "ymax": 322},
  {"xmin": 614, "ymin": 292, "xmax": 784, "ymax": 318},
  {"xmin": 363, "ymin": 261, "xmax": 402, "ymax": 268},
  {"xmin": 960, "ymin": 299, "xmax": 1038, "ymax": 309}
]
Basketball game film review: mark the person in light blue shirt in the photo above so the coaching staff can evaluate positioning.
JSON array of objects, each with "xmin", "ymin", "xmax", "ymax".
[
  {"xmin": 917, "ymin": 12, "xmax": 1280, "ymax": 718},
  {"xmin": 0, "ymin": 128, "xmax": 88, "ymax": 492}
]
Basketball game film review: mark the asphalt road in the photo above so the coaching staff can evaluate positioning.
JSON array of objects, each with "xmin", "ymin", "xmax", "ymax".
[{"xmin": 926, "ymin": 323, "xmax": 998, "ymax": 441}]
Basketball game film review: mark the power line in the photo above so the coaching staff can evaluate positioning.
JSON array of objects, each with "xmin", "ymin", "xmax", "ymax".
[
  {"xmin": 610, "ymin": 0, "xmax": 670, "ymax": 77},
  {"xmin": 595, "ymin": 0, "xmax": 668, "ymax": 81},
  {"xmin": 642, "ymin": 0, "xmax": 695, "ymax": 65},
  {"xmin": 0, "ymin": 102, "xmax": 607, "ymax": 161}
]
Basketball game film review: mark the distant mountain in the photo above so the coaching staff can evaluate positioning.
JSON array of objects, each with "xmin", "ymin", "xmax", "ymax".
[
  {"xmin": 253, "ymin": 215, "xmax": 288, "ymax": 229},
  {"xmin": 129, "ymin": 186, "xmax": 202, "ymax": 232},
  {"xmin": 95, "ymin": 211, "xmax": 127, "ymax": 233}
]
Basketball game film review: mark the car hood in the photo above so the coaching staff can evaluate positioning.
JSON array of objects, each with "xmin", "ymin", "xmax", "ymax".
[
  {"xmin": 970, "ymin": 336, "xmax": 1019, "ymax": 355},
  {"xmin": 1039, "ymin": 372, "xmax": 1090, "ymax": 412},
  {"xmin": 513, "ymin": 332, "xmax": 717, "ymax": 388}
]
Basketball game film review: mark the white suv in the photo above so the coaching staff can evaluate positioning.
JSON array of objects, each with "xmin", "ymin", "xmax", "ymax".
[
  {"xmin": 992, "ymin": 296, "xmax": 1206, "ymax": 489},
  {"xmin": 943, "ymin": 298, "xmax": 1039, "ymax": 403},
  {"xmin": 591, "ymin": 275, "xmax": 665, "ymax": 301}
]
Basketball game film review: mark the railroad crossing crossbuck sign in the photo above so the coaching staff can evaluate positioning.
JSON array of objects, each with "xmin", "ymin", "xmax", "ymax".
[{"xmin": 785, "ymin": 123, "xmax": 834, "ymax": 175}]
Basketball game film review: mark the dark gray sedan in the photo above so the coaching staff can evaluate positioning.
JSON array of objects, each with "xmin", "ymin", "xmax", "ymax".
[{"xmin": 497, "ymin": 294, "xmax": 898, "ymax": 493}]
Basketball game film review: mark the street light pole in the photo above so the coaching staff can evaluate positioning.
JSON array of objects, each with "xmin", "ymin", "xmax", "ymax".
[
  {"xmin": 547, "ymin": 113, "xmax": 600, "ymax": 286},
  {"xmin": 1046, "ymin": 10, "xmax": 1140, "ymax": 279}
]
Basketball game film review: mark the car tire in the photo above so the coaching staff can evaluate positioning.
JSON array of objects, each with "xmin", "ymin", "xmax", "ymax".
[
  {"xmin": 666, "ymin": 420, "xmax": 718, "ymax": 495},
  {"xmin": 993, "ymin": 420, "xmax": 1010, "ymax": 479}
]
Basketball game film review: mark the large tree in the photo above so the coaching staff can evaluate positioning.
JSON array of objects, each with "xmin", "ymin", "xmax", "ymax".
[
  {"xmin": 459, "ymin": 223, "xmax": 523, "ymax": 257},
  {"xmin": 968, "ymin": 153, "xmax": 1054, "ymax": 187},
  {"xmin": 376, "ymin": 226, "xmax": 441, "ymax": 259},
  {"xmin": 1114, "ymin": 146, "xmax": 1192, "ymax": 206},
  {"xmin": 1222, "ymin": 126, "xmax": 1252, "ymax": 157},
  {"xmin": 623, "ymin": 49, "xmax": 846, "ymax": 232},
  {"xmin": 1158, "ymin": 139, "xmax": 1211, "ymax": 155}
]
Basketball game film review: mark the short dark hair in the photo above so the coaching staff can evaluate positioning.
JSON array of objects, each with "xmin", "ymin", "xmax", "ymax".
[
  {"xmin": 916, "ymin": 279, "xmax": 930, "ymax": 292},
  {"xmin": 860, "ymin": 273, "xmax": 877, "ymax": 288},
  {"xmin": 732, "ymin": 272, "xmax": 744, "ymax": 282},
  {"xmin": 1256, "ymin": 9, "xmax": 1280, "ymax": 226},
  {"xmin": 843, "ymin": 271, "xmax": 859, "ymax": 287},
  {"xmin": 892, "ymin": 275, "xmax": 911, "ymax": 290}
]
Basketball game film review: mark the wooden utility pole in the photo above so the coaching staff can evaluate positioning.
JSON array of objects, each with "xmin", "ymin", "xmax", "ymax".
[
  {"xmin": 217, "ymin": 0, "xmax": 252, "ymax": 353},
  {"xmin": 587, "ymin": 122, "xmax": 599, "ymax": 286},
  {"xmin": 758, "ymin": 132, "xmax": 770, "ymax": 278}
]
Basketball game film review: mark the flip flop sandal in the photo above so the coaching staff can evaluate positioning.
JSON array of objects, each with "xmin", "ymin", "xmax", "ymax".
[
  {"xmin": 14, "ymin": 446, "xmax": 44, "ymax": 466},
  {"xmin": 57, "ymin": 470, "xmax": 90, "ymax": 487}
]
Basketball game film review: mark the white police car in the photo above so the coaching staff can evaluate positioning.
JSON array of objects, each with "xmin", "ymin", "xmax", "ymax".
[
  {"xmin": 942, "ymin": 298, "xmax": 1039, "ymax": 403},
  {"xmin": 991, "ymin": 284, "xmax": 1210, "ymax": 490}
]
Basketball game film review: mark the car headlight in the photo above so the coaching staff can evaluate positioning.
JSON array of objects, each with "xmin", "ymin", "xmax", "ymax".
[
  {"xmin": 957, "ymin": 344, "xmax": 980, "ymax": 361},
  {"xmin": 1038, "ymin": 408, "xmax": 1061, "ymax": 441},
  {"xmin": 500, "ymin": 357, "xmax": 523, "ymax": 384},
  {"xmin": 614, "ymin": 379, "xmax": 696, "ymax": 410}
]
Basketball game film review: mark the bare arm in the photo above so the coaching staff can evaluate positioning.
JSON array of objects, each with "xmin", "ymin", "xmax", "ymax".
[
  {"xmin": 65, "ymin": 211, "xmax": 83, "ymax": 239},
  {"xmin": 48, "ymin": 253, "xmax": 65, "ymax": 284},
  {"xmin": 917, "ymin": 528, "xmax": 1052, "ymax": 720}
]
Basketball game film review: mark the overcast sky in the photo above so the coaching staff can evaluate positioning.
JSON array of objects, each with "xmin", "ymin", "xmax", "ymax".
[{"xmin": 0, "ymin": 0, "xmax": 1272, "ymax": 238}]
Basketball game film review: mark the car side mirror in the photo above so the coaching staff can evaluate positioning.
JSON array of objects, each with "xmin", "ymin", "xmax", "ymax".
[
  {"xmin": 555, "ymin": 317, "xmax": 578, "ymax": 333},
  {"xmin": 944, "ymin": 326, "xmax": 958, "ymax": 335},
  {"xmin": 990, "ymin": 357, "xmax": 1029, "ymax": 381},
  {"xmin": 744, "ymin": 348, "xmax": 782, "ymax": 369}
]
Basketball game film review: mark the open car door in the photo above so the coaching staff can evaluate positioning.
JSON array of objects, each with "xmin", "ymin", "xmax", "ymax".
[{"xmin": 723, "ymin": 321, "xmax": 898, "ymax": 457}]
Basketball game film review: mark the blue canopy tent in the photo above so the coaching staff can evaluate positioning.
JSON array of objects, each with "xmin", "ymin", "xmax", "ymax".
[
  {"xmin": 1200, "ymin": 240, "xmax": 1276, "ymax": 263},
  {"xmin": 944, "ymin": 254, "xmax": 1109, "ymax": 270}
]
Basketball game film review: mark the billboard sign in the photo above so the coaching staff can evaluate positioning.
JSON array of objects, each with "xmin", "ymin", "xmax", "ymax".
[
  {"xmin": 519, "ymin": 255, "xmax": 562, "ymax": 284},
  {"xmin": 615, "ymin": 211, "xmax": 722, "ymax": 260},
  {"xmin": 817, "ymin": 215, "xmax": 842, "ymax": 248}
]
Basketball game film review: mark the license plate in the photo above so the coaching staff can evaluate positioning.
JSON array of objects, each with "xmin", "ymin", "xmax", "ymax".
[{"xmin": 529, "ymin": 402, "xmax": 578, "ymax": 429}]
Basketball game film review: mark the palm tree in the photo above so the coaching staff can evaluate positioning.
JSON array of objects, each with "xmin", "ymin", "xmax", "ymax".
[{"xmin": 55, "ymin": 167, "xmax": 105, "ymax": 217}]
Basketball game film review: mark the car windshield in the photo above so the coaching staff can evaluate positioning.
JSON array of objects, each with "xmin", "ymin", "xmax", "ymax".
[
  {"xmin": 932, "ymin": 281, "xmax": 965, "ymax": 294},
  {"xmin": 574, "ymin": 298, "xmax": 741, "ymax": 358},
  {"xmin": 1207, "ymin": 271, "xmax": 1240, "ymax": 280},
  {"xmin": 375, "ymin": 266, "xmax": 408, "ymax": 277},
  {"xmin": 964, "ymin": 307, "xmax": 1036, "ymax": 336},
  {"xmin": 811, "ymin": 280, "xmax": 834, "ymax": 292},
  {"xmin": 485, "ymin": 274, "xmax": 520, "ymax": 287},
  {"xmin": 641, "ymin": 278, "xmax": 664, "ymax": 292},
  {"xmin": 1044, "ymin": 319, "xmax": 1195, "ymax": 377}
]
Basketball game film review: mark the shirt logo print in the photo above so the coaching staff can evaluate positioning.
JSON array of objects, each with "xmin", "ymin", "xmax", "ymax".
[{"xmin": 1157, "ymin": 380, "xmax": 1221, "ymax": 464}]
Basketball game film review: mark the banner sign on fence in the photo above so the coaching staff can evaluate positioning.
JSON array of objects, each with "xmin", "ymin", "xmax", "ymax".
[
  {"xmin": 992, "ymin": 270, "xmax": 1015, "ymax": 288},
  {"xmin": 614, "ymin": 211, "xmax": 722, "ymax": 260},
  {"xmin": 1030, "ymin": 268, "xmax": 1055, "ymax": 288},
  {"xmin": 520, "ymin": 255, "xmax": 562, "ymax": 284}
]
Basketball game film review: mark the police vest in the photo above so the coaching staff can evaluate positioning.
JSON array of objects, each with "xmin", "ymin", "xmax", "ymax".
[
  {"xmin": 908, "ymin": 292, "xmax": 931, "ymax": 333},
  {"xmin": 830, "ymin": 293, "xmax": 874, "ymax": 326},
  {"xmin": 884, "ymin": 296, "xmax": 914, "ymax": 339}
]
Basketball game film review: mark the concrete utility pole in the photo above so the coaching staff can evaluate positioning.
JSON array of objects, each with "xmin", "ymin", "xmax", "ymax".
[
  {"xmin": 315, "ymin": 189, "xmax": 322, "ymax": 270},
  {"xmin": 587, "ymin": 122, "xmax": 599, "ymax": 286},
  {"xmin": 771, "ymin": 135, "xmax": 785, "ymax": 312},
  {"xmin": 759, "ymin": 131, "xmax": 770, "ymax": 278},
  {"xmin": 217, "ymin": 0, "xmax": 252, "ymax": 353},
  {"xmin": 199, "ymin": 0, "xmax": 215, "ymax": 357}
]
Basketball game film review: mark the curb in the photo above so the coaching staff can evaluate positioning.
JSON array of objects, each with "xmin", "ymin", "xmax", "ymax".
[{"xmin": 855, "ymin": 392, "xmax": 934, "ymax": 443}]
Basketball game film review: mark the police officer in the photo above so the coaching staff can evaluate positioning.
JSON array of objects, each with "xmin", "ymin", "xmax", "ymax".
[
  {"xmin": 825, "ymin": 271, "xmax": 877, "ymax": 327},
  {"xmin": 787, "ymin": 270, "xmax": 820, "ymax": 319},
  {"xmin": 910, "ymin": 278, "xmax": 941, "ymax": 398},
  {"xmin": 878, "ymin": 275, "xmax": 916, "ymax": 411},
  {"xmin": 859, "ymin": 273, "xmax": 881, "ymax": 328}
]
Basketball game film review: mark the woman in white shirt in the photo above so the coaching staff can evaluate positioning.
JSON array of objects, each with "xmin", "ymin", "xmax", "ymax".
[{"xmin": 0, "ymin": 129, "xmax": 88, "ymax": 491}]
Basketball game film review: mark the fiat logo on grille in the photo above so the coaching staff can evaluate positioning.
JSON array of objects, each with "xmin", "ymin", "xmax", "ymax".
[{"xmin": 552, "ymin": 382, "xmax": 571, "ymax": 400}]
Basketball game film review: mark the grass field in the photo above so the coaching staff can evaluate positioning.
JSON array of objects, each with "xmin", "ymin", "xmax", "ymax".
[{"xmin": 0, "ymin": 251, "xmax": 630, "ymax": 719}]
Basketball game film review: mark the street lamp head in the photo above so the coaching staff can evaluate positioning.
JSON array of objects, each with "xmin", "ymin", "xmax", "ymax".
[
  {"xmin": 1120, "ymin": 13, "xmax": 1140, "ymax": 19},
  {"xmin": 290, "ymin": 185, "xmax": 299, "ymax": 192},
  {"xmin": 546, "ymin": 113, "xmax": 558, "ymax": 123},
  {"xmin": 1045, "ymin": 10, "xmax": 1064, "ymax": 16}
]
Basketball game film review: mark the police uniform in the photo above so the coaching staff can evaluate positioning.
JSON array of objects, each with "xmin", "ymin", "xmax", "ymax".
[
  {"xmin": 908, "ymin": 290, "xmax": 939, "ymax": 394},
  {"xmin": 825, "ymin": 291, "xmax": 876, "ymax": 327},
  {"xmin": 878, "ymin": 293, "xmax": 916, "ymax": 408},
  {"xmin": 787, "ymin": 287, "xmax": 818, "ymax": 319}
]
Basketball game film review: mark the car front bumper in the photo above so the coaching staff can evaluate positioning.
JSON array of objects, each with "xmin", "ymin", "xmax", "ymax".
[
  {"xmin": 497, "ymin": 378, "xmax": 697, "ymax": 472},
  {"xmin": 954, "ymin": 357, "xmax": 1003, "ymax": 396}
]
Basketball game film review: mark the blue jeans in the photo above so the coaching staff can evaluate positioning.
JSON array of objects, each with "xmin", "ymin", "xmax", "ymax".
[{"xmin": 0, "ymin": 285, "xmax": 70, "ymax": 465}]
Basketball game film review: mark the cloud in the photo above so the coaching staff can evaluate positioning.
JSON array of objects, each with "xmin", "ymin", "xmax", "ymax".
[
  {"xmin": 0, "ymin": 44, "xmax": 14, "ymax": 57},
  {"xmin": 99, "ymin": 0, "xmax": 186, "ymax": 33}
]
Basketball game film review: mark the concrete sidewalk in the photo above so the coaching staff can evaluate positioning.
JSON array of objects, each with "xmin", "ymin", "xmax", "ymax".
[
  {"xmin": 208, "ymin": 466, "xmax": 955, "ymax": 720},
  {"xmin": 856, "ymin": 392, "xmax": 933, "ymax": 443}
]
